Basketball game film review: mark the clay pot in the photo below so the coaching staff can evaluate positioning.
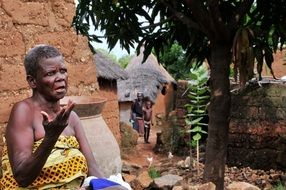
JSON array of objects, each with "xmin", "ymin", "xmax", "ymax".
[{"xmin": 61, "ymin": 96, "xmax": 122, "ymax": 177}]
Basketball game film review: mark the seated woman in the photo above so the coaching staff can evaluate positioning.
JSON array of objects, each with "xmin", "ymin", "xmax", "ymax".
[{"xmin": 0, "ymin": 44, "xmax": 129, "ymax": 190}]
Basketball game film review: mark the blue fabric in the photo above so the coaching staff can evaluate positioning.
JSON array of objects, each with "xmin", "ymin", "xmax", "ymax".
[
  {"xmin": 90, "ymin": 178, "xmax": 121, "ymax": 190},
  {"xmin": 132, "ymin": 120, "xmax": 139, "ymax": 132}
]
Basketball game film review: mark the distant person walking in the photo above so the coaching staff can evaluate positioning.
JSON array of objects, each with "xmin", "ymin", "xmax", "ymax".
[
  {"xmin": 131, "ymin": 92, "xmax": 144, "ymax": 136},
  {"xmin": 143, "ymin": 97, "xmax": 153, "ymax": 143}
]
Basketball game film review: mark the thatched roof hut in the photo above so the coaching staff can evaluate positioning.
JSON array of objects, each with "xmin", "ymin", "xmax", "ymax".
[
  {"xmin": 117, "ymin": 48, "xmax": 176, "ymax": 103},
  {"xmin": 93, "ymin": 51, "xmax": 128, "ymax": 143},
  {"xmin": 94, "ymin": 51, "xmax": 128, "ymax": 81}
]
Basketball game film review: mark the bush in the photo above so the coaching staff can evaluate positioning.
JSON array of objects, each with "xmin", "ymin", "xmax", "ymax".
[{"xmin": 148, "ymin": 166, "xmax": 161, "ymax": 179}]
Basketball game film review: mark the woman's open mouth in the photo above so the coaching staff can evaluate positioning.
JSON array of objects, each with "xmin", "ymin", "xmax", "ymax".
[{"xmin": 55, "ymin": 86, "xmax": 66, "ymax": 93}]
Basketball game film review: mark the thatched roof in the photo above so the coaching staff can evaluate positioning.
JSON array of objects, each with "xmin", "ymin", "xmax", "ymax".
[
  {"xmin": 118, "ymin": 47, "xmax": 176, "ymax": 103},
  {"xmin": 94, "ymin": 51, "xmax": 128, "ymax": 80}
]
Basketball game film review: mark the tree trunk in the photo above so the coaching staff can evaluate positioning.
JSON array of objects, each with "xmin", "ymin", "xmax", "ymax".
[{"xmin": 203, "ymin": 44, "xmax": 231, "ymax": 190}]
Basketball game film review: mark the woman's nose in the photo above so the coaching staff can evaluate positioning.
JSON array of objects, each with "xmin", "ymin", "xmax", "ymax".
[{"xmin": 55, "ymin": 71, "xmax": 67, "ymax": 81}]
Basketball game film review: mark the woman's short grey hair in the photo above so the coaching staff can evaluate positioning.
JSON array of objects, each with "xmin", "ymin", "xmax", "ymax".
[{"xmin": 24, "ymin": 44, "xmax": 63, "ymax": 77}]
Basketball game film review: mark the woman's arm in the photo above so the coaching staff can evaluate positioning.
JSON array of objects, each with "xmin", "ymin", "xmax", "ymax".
[{"xmin": 6, "ymin": 101, "xmax": 74, "ymax": 187}]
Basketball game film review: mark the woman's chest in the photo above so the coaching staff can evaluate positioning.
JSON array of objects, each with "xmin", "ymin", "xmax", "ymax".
[{"xmin": 32, "ymin": 118, "xmax": 75, "ymax": 140}]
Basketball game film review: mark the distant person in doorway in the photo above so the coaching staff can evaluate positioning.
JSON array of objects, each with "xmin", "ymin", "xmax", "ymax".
[
  {"xmin": 143, "ymin": 97, "xmax": 153, "ymax": 143},
  {"xmin": 131, "ymin": 92, "xmax": 144, "ymax": 136}
]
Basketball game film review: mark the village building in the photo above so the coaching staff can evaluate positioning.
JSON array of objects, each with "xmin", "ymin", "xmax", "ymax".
[
  {"xmin": 94, "ymin": 51, "xmax": 128, "ymax": 143},
  {"xmin": 117, "ymin": 47, "xmax": 177, "ymax": 126}
]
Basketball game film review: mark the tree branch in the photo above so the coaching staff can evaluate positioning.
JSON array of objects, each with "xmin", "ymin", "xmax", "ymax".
[
  {"xmin": 206, "ymin": 0, "xmax": 232, "ymax": 43},
  {"xmin": 159, "ymin": 0, "xmax": 207, "ymax": 35},
  {"xmin": 229, "ymin": 0, "xmax": 254, "ymax": 31},
  {"xmin": 140, "ymin": 17, "xmax": 173, "ymax": 31},
  {"xmin": 184, "ymin": 0, "xmax": 213, "ymax": 38}
]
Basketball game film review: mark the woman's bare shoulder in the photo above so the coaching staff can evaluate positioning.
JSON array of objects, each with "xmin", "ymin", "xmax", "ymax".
[{"xmin": 11, "ymin": 98, "xmax": 34, "ymax": 113}]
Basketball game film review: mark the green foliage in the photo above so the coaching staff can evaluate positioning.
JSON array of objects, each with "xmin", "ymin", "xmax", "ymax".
[
  {"xmin": 96, "ymin": 48, "xmax": 133, "ymax": 69},
  {"xmin": 157, "ymin": 42, "xmax": 189, "ymax": 80},
  {"xmin": 184, "ymin": 64, "xmax": 209, "ymax": 172},
  {"xmin": 73, "ymin": 1, "xmax": 286, "ymax": 82},
  {"xmin": 272, "ymin": 181, "xmax": 286, "ymax": 190},
  {"xmin": 118, "ymin": 54, "xmax": 132, "ymax": 69},
  {"xmin": 185, "ymin": 64, "xmax": 210, "ymax": 144},
  {"xmin": 229, "ymin": 64, "xmax": 235, "ymax": 78},
  {"xmin": 96, "ymin": 48, "xmax": 118, "ymax": 64},
  {"xmin": 148, "ymin": 166, "xmax": 161, "ymax": 179}
]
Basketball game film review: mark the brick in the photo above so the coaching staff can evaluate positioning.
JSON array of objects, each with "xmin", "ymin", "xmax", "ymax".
[
  {"xmin": 68, "ymin": 37, "xmax": 93, "ymax": 63},
  {"xmin": 34, "ymin": 31, "xmax": 77, "ymax": 56},
  {"xmin": 2, "ymin": 0, "xmax": 49, "ymax": 26},
  {"xmin": 0, "ymin": 91, "xmax": 31, "ymax": 123},
  {"xmin": 0, "ymin": 30, "xmax": 25, "ymax": 57},
  {"xmin": 0, "ymin": 62, "xmax": 28, "ymax": 91},
  {"xmin": 67, "ymin": 63, "xmax": 98, "ymax": 86},
  {"xmin": 51, "ymin": 1, "xmax": 75, "ymax": 27},
  {"xmin": 0, "ymin": 7, "xmax": 14, "ymax": 30}
]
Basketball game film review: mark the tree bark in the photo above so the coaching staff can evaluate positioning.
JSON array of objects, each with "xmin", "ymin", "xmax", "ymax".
[{"xmin": 203, "ymin": 44, "xmax": 231, "ymax": 190}]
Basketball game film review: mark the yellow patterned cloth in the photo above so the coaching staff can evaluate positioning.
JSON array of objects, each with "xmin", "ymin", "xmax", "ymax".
[{"xmin": 0, "ymin": 136, "xmax": 88, "ymax": 190}]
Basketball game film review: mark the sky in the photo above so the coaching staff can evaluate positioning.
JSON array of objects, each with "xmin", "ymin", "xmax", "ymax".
[
  {"xmin": 74, "ymin": 0, "xmax": 136, "ymax": 58},
  {"xmin": 90, "ymin": 37, "xmax": 136, "ymax": 58},
  {"xmin": 74, "ymin": 0, "xmax": 162, "ymax": 59}
]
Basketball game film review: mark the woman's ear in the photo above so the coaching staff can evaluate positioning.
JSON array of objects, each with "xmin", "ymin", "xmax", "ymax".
[{"xmin": 26, "ymin": 75, "xmax": 36, "ymax": 88}]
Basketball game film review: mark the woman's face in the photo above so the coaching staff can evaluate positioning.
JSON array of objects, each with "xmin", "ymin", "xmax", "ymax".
[{"xmin": 35, "ymin": 56, "xmax": 68, "ymax": 101}]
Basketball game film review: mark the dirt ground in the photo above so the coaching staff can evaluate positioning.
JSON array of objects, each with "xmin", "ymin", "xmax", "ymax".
[
  {"xmin": 121, "ymin": 126, "xmax": 286, "ymax": 190},
  {"xmin": 121, "ymin": 126, "xmax": 168, "ymax": 168}
]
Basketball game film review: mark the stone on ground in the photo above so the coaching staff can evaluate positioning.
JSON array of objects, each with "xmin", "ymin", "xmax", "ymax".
[
  {"xmin": 227, "ymin": 181, "xmax": 260, "ymax": 190},
  {"xmin": 152, "ymin": 174, "xmax": 183, "ymax": 189}
]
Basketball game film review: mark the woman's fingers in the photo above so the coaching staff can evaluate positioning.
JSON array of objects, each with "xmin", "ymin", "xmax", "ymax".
[
  {"xmin": 62, "ymin": 100, "xmax": 75, "ymax": 120},
  {"xmin": 55, "ymin": 99, "xmax": 75, "ymax": 125},
  {"xmin": 42, "ymin": 100, "xmax": 75, "ymax": 128},
  {"xmin": 66, "ymin": 100, "xmax": 75, "ymax": 114},
  {"xmin": 56, "ymin": 107, "xmax": 66, "ymax": 120},
  {"xmin": 41, "ymin": 111, "xmax": 50, "ymax": 124}
]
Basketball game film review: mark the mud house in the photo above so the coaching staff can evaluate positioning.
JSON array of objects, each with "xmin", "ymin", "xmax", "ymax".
[
  {"xmin": 94, "ymin": 52, "xmax": 128, "ymax": 142},
  {"xmin": 117, "ymin": 47, "xmax": 177, "ymax": 125}
]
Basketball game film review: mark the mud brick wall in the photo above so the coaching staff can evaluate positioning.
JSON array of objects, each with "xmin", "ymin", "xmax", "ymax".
[
  {"xmin": 170, "ymin": 80, "xmax": 189, "ymax": 155},
  {"xmin": 228, "ymin": 82, "xmax": 286, "ymax": 170},
  {"xmin": 0, "ymin": 0, "xmax": 100, "ymax": 161},
  {"xmin": 175, "ymin": 80, "xmax": 188, "ymax": 128},
  {"xmin": 98, "ymin": 79, "xmax": 121, "ymax": 143}
]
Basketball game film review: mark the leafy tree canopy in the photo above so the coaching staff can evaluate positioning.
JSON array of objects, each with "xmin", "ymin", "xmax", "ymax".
[
  {"xmin": 157, "ymin": 42, "xmax": 190, "ymax": 80},
  {"xmin": 95, "ymin": 48, "xmax": 132, "ymax": 68},
  {"xmin": 118, "ymin": 54, "xmax": 132, "ymax": 69},
  {"xmin": 95, "ymin": 48, "xmax": 118, "ymax": 63},
  {"xmin": 73, "ymin": 0, "xmax": 286, "ymax": 76}
]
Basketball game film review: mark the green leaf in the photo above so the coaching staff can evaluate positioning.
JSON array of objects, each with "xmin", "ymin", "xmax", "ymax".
[
  {"xmin": 189, "ymin": 117, "xmax": 203, "ymax": 125},
  {"xmin": 190, "ymin": 126, "xmax": 202, "ymax": 132},
  {"xmin": 185, "ymin": 118, "xmax": 192, "ymax": 126},
  {"xmin": 193, "ymin": 133, "xmax": 201, "ymax": 141}
]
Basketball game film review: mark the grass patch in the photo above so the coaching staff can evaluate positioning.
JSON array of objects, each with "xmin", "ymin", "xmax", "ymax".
[
  {"xmin": 272, "ymin": 181, "xmax": 286, "ymax": 190},
  {"xmin": 148, "ymin": 166, "xmax": 161, "ymax": 179}
]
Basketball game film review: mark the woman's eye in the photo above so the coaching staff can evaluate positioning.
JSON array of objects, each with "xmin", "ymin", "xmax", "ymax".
[
  {"xmin": 60, "ymin": 69, "xmax": 67, "ymax": 74},
  {"xmin": 47, "ymin": 71, "xmax": 55, "ymax": 76}
]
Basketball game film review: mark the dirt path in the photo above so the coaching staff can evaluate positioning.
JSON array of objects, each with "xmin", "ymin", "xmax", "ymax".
[{"xmin": 121, "ymin": 126, "xmax": 166, "ymax": 168}]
